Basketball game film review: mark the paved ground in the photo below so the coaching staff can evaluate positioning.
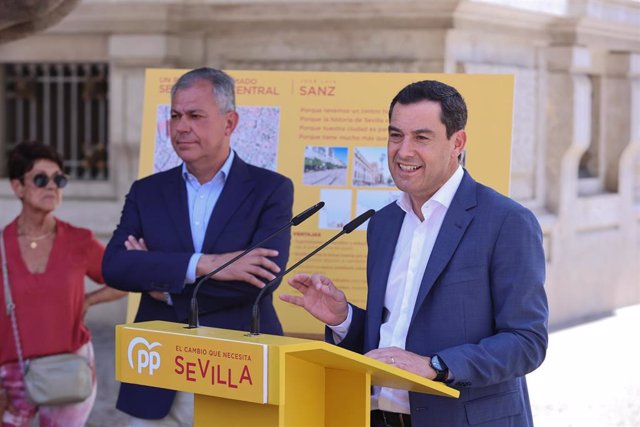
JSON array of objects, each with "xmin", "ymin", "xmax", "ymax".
[
  {"xmin": 527, "ymin": 304, "xmax": 640, "ymax": 427},
  {"xmin": 84, "ymin": 303, "xmax": 640, "ymax": 427}
]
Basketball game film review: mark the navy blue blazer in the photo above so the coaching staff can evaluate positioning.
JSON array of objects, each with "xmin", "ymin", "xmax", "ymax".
[
  {"xmin": 103, "ymin": 154, "xmax": 293, "ymax": 419},
  {"xmin": 331, "ymin": 171, "xmax": 548, "ymax": 426}
]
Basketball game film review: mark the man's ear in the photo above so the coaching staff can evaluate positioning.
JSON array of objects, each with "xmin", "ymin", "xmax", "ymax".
[
  {"xmin": 452, "ymin": 130, "xmax": 467, "ymax": 159},
  {"xmin": 225, "ymin": 111, "xmax": 239, "ymax": 136}
]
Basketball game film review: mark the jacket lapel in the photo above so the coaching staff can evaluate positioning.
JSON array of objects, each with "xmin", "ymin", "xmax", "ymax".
[
  {"xmin": 163, "ymin": 166, "xmax": 194, "ymax": 252},
  {"xmin": 202, "ymin": 155, "xmax": 255, "ymax": 251},
  {"xmin": 411, "ymin": 171, "xmax": 477, "ymax": 322}
]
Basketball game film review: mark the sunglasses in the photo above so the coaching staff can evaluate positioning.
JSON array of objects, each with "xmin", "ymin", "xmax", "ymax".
[{"xmin": 30, "ymin": 173, "xmax": 68, "ymax": 189}]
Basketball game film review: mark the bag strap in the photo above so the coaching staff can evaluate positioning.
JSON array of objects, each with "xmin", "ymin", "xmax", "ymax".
[{"xmin": 1, "ymin": 228, "xmax": 27, "ymax": 374}]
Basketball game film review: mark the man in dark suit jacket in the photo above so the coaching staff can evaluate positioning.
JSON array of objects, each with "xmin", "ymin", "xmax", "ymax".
[
  {"xmin": 282, "ymin": 80, "xmax": 548, "ymax": 426},
  {"xmin": 103, "ymin": 67, "xmax": 293, "ymax": 426}
]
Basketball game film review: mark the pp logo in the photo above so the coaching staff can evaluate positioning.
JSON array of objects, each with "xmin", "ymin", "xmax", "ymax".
[{"xmin": 127, "ymin": 337, "xmax": 161, "ymax": 375}]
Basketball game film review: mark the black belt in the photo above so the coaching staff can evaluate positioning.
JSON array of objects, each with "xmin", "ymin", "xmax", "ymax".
[{"xmin": 371, "ymin": 409, "xmax": 412, "ymax": 427}]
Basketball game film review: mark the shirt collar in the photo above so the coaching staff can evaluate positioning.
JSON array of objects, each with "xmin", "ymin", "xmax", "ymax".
[
  {"xmin": 181, "ymin": 150, "xmax": 235, "ymax": 185},
  {"xmin": 396, "ymin": 165, "xmax": 464, "ymax": 215}
]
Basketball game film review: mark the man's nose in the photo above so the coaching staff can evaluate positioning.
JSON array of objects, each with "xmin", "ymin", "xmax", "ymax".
[
  {"xmin": 174, "ymin": 116, "xmax": 190, "ymax": 133},
  {"xmin": 395, "ymin": 139, "xmax": 414, "ymax": 157}
]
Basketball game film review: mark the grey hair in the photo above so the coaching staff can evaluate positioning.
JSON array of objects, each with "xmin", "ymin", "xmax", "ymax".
[{"xmin": 171, "ymin": 67, "xmax": 236, "ymax": 112}]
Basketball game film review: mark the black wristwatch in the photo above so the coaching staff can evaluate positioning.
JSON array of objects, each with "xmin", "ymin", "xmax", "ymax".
[{"xmin": 430, "ymin": 355, "xmax": 449, "ymax": 382}]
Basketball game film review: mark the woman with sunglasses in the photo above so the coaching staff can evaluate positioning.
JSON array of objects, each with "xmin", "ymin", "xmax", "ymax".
[{"xmin": 0, "ymin": 141, "xmax": 126, "ymax": 427}]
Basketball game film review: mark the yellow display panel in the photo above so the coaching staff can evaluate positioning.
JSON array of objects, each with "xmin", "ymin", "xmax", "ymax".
[{"xmin": 134, "ymin": 70, "xmax": 514, "ymax": 335}]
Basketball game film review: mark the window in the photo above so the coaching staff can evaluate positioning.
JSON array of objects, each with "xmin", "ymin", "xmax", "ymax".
[{"xmin": 1, "ymin": 63, "xmax": 109, "ymax": 180}]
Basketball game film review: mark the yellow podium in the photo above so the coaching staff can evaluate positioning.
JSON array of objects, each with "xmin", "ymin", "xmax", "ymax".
[{"xmin": 116, "ymin": 321, "xmax": 459, "ymax": 426}]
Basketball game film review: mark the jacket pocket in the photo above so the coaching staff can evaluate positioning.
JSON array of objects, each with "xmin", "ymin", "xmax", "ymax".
[
  {"xmin": 465, "ymin": 390, "xmax": 523, "ymax": 425},
  {"xmin": 442, "ymin": 265, "xmax": 484, "ymax": 285}
]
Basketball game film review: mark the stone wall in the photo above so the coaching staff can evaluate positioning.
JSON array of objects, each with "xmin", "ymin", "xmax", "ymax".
[{"xmin": 0, "ymin": 0, "xmax": 638, "ymax": 327}]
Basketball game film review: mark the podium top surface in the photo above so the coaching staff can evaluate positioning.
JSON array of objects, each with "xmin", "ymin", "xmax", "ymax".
[{"xmin": 122, "ymin": 320, "xmax": 315, "ymax": 346}]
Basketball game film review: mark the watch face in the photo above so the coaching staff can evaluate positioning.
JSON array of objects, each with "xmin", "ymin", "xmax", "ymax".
[{"xmin": 431, "ymin": 356, "xmax": 443, "ymax": 371}]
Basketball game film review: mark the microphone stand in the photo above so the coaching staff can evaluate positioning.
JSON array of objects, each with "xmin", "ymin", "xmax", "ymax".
[
  {"xmin": 186, "ymin": 201, "xmax": 324, "ymax": 328},
  {"xmin": 248, "ymin": 209, "xmax": 375, "ymax": 336}
]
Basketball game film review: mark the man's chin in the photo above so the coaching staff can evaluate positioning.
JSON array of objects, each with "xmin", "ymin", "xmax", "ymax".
[
  {"xmin": 390, "ymin": 175, "xmax": 413, "ymax": 191},
  {"xmin": 175, "ymin": 148, "xmax": 200, "ymax": 162}
]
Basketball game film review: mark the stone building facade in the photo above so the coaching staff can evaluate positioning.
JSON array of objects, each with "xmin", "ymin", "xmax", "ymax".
[{"xmin": 0, "ymin": 0, "xmax": 638, "ymax": 328}]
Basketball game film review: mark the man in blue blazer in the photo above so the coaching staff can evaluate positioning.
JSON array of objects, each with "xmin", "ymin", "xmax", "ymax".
[
  {"xmin": 282, "ymin": 80, "xmax": 548, "ymax": 426},
  {"xmin": 103, "ymin": 68, "xmax": 293, "ymax": 426}
]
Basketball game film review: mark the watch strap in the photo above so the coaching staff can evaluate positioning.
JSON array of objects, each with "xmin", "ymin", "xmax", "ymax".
[{"xmin": 430, "ymin": 355, "xmax": 449, "ymax": 382}]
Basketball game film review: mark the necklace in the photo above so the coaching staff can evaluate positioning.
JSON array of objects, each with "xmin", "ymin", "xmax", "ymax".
[
  {"xmin": 20, "ymin": 231, "xmax": 55, "ymax": 249},
  {"xmin": 16, "ymin": 216, "xmax": 56, "ymax": 249}
]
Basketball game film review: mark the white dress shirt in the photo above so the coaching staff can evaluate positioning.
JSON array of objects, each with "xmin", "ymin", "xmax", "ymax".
[{"xmin": 330, "ymin": 165, "xmax": 464, "ymax": 414}]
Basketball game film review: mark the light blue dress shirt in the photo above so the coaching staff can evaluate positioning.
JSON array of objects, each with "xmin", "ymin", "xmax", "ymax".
[{"xmin": 183, "ymin": 150, "xmax": 235, "ymax": 284}]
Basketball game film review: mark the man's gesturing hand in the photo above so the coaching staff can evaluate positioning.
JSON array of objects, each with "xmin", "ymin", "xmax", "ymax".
[{"xmin": 280, "ymin": 273, "xmax": 349, "ymax": 326}]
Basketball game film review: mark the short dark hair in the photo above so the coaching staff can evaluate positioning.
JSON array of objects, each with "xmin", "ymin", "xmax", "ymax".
[
  {"xmin": 389, "ymin": 80, "xmax": 468, "ymax": 139},
  {"xmin": 171, "ymin": 67, "xmax": 236, "ymax": 113},
  {"xmin": 8, "ymin": 141, "xmax": 64, "ymax": 180}
]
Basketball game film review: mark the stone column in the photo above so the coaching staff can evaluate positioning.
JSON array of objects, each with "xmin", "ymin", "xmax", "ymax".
[
  {"xmin": 545, "ymin": 46, "xmax": 592, "ymax": 215},
  {"xmin": 107, "ymin": 34, "xmax": 179, "ymax": 201},
  {"xmin": 611, "ymin": 52, "xmax": 640, "ymax": 306},
  {"xmin": 543, "ymin": 46, "xmax": 596, "ymax": 324}
]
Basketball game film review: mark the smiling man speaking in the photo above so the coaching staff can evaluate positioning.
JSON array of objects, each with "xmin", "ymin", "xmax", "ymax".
[{"xmin": 281, "ymin": 80, "xmax": 549, "ymax": 427}]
